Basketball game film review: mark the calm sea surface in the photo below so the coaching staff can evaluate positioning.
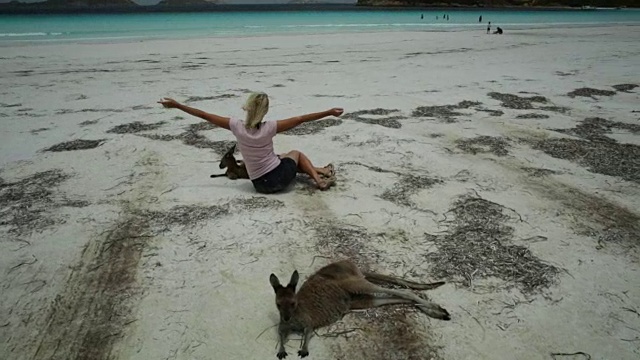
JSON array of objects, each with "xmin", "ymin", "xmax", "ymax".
[{"xmin": 1, "ymin": 9, "xmax": 639, "ymax": 43}]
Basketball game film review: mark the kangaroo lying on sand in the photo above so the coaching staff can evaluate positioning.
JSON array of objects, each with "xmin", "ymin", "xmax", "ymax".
[
  {"xmin": 210, "ymin": 143, "xmax": 249, "ymax": 180},
  {"xmin": 269, "ymin": 259, "xmax": 450, "ymax": 359}
]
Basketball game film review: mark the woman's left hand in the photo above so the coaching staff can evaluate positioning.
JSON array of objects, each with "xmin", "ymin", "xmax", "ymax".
[{"xmin": 158, "ymin": 97, "xmax": 179, "ymax": 109}]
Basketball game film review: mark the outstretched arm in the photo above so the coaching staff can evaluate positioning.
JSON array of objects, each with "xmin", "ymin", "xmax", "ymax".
[
  {"xmin": 276, "ymin": 108, "xmax": 344, "ymax": 133},
  {"xmin": 158, "ymin": 97, "xmax": 231, "ymax": 130}
]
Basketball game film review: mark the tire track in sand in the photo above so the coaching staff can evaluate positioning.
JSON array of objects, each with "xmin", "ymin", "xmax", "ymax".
[{"xmin": 31, "ymin": 151, "xmax": 165, "ymax": 360}]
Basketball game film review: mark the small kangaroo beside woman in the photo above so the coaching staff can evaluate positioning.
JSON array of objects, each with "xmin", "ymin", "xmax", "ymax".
[{"xmin": 159, "ymin": 92, "xmax": 342, "ymax": 194}]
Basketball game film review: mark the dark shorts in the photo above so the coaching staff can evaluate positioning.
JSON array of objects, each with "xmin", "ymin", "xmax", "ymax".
[{"xmin": 251, "ymin": 157, "xmax": 297, "ymax": 194}]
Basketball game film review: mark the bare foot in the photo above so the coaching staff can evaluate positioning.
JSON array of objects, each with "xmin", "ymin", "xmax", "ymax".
[
  {"xmin": 320, "ymin": 163, "xmax": 335, "ymax": 178},
  {"xmin": 317, "ymin": 176, "xmax": 336, "ymax": 191}
]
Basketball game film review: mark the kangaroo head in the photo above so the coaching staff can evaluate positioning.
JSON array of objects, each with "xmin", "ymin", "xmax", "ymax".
[
  {"xmin": 219, "ymin": 144, "xmax": 237, "ymax": 169},
  {"xmin": 269, "ymin": 271, "xmax": 299, "ymax": 322}
]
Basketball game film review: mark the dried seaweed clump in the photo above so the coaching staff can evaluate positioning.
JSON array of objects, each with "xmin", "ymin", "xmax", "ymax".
[
  {"xmin": 456, "ymin": 136, "xmax": 510, "ymax": 156},
  {"xmin": 537, "ymin": 183, "xmax": 640, "ymax": 250},
  {"xmin": 595, "ymin": 227, "xmax": 639, "ymax": 248},
  {"xmin": 187, "ymin": 122, "xmax": 217, "ymax": 132},
  {"xmin": 425, "ymin": 195, "xmax": 559, "ymax": 293},
  {"xmin": 412, "ymin": 101, "xmax": 481, "ymax": 122},
  {"xmin": 487, "ymin": 92, "xmax": 548, "ymax": 109},
  {"xmin": 476, "ymin": 108, "xmax": 504, "ymax": 117},
  {"xmin": 30, "ymin": 127, "xmax": 50, "ymax": 134},
  {"xmin": 143, "ymin": 204, "xmax": 229, "ymax": 232},
  {"xmin": 567, "ymin": 87, "xmax": 616, "ymax": 98},
  {"xmin": 0, "ymin": 169, "xmax": 88, "ymax": 237},
  {"xmin": 380, "ymin": 174, "xmax": 441, "ymax": 208},
  {"xmin": 1, "ymin": 102, "xmax": 22, "ymax": 108},
  {"xmin": 538, "ymin": 106, "xmax": 571, "ymax": 114},
  {"xmin": 43, "ymin": 139, "xmax": 106, "ymax": 152},
  {"xmin": 346, "ymin": 108, "xmax": 400, "ymax": 117},
  {"xmin": 106, "ymin": 121, "xmax": 166, "ymax": 134},
  {"xmin": 140, "ymin": 125, "xmax": 235, "ymax": 156},
  {"xmin": 612, "ymin": 84, "xmax": 638, "ymax": 93},
  {"xmin": 554, "ymin": 117, "xmax": 640, "ymax": 143},
  {"xmin": 313, "ymin": 222, "xmax": 372, "ymax": 267},
  {"xmin": 229, "ymin": 196, "xmax": 284, "ymax": 211},
  {"xmin": 529, "ymin": 138, "xmax": 640, "ymax": 183},
  {"xmin": 283, "ymin": 118, "xmax": 343, "ymax": 135},
  {"xmin": 332, "ymin": 309, "xmax": 439, "ymax": 360},
  {"xmin": 516, "ymin": 113, "xmax": 549, "ymax": 119},
  {"xmin": 520, "ymin": 167, "xmax": 559, "ymax": 177},
  {"xmin": 180, "ymin": 134, "xmax": 236, "ymax": 156},
  {"xmin": 79, "ymin": 119, "xmax": 99, "ymax": 126},
  {"xmin": 342, "ymin": 108, "xmax": 404, "ymax": 129},
  {"xmin": 185, "ymin": 94, "xmax": 238, "ymax": 103},
  {"xmin": 140, "ymin": 197, "xmax": 284, "ymax": 232}
]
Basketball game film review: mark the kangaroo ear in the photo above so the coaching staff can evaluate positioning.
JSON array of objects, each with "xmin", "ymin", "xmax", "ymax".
[
  {"xmin": 269, "ymin": 274, "xmax": 282, "ymax": 291},
  {"xmin": 287, "ymin": 270, "xmax": 299, "ymax": 290},
  {"xmin": 225, "ymin": 144, "xmax": 235, "ymax": 157}
]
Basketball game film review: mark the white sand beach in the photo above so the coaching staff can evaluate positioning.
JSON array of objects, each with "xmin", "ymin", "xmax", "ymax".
[{"xmin": 1, "ymin": 26, "xmax": 639, "ymax": 360}]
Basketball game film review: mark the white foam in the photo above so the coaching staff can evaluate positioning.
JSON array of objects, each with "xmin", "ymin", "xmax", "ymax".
[{"xmin": 0, "ymin": 32, "xmax": 63, "ymax": 37}]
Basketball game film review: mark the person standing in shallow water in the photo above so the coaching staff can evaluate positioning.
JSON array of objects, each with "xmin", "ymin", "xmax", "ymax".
[
  {"xmin": 487, "ymin": 21, "xmax": 491, "ymax": 34},
  {"xmin": 158, "ymin": 93, "xmax": 343, "ymax": 193},
  {"xmin": 479, "ymin": 15, "xmax": 482, "ymax": 22}
]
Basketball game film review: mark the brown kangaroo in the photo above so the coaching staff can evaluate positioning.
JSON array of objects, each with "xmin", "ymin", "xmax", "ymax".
[
  {"xmin": 269, "ymin": 259, "xmax": 450, "ymax": 359},
  {"xmin": 210, "ymin": 143, "xmax": 249, "ymax": 180}
]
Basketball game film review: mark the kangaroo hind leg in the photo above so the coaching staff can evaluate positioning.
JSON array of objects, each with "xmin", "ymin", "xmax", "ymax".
[
  {"xmin": 372, "ymin": 285, "xmax": 450, "ymax": 320},
  {"xmin": 342, "ymin": 279, "xmax": 450, "ymax": 321},
  {"xmin": 363, "ymin": 272, "xmax": 445, "ymax": 290},
  {"xmin": 350, "ymin": 295, "xmax": 415, "ymax": 310}
]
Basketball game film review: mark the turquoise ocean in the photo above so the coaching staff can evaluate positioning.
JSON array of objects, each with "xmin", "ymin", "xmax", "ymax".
[{"xmin": 1, "ymin": 8, "xmax": 639, "ymax": 43}]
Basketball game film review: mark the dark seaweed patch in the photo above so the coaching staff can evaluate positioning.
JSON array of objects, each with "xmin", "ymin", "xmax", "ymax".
[
  {"xmin": 106, "ymin": 121, "xmax": 166, "ymax": 134},
  {"xmin": 412, "ymin": 101, "xmax": 481, "ymax": 122},
  {"xmin": 380, "ymin": 175, "xmax": 442, "ymax": 209},
  {"xmin": 185, "ymin": 94, "xmax": 239, "ymax": 103},
  {"xmin": 487, "ymin": 92, "xmax": 548, "ymax": 110},
  {"xmin": 343, "ymin": 109, "xmax": 405, "ymax": 129},
  {"xmin": 567, "ymin": 88, "xmax": 616, "ymax": 98},
  {"xmin": 425, "ymin": 195, "xmax": 559, "ymax": 293},
  {"xmin": 554, "ymin": 117, "xmax": 640, "ymax": 143},
  {"xmin": 520, "ymin": 167, "xmax": 559, "ymax": 177},
  {"xmin": 283, "ymin": 118, "xmax": 343, "ymax": 135},
  {"xmin": 0, "ymin": 169, "xmax": 88, "ymax": 238},
  {"xmin": 612, "ymin": 84, "xmax": 638, "ymax": 93},
  {"xmin": 529, "ymin": 138, "xmax": 640, "ymax": 184},
  {"xmin": 516, "ymin": 113, "xmax": 550, "ymax": 119},
  {"xmin": 456, "ymin": 136, "xmax": 510, "ymax": 156},
  {"xmin": 43, "ymin": 139, "xmax": 106, "ymax": 152}
]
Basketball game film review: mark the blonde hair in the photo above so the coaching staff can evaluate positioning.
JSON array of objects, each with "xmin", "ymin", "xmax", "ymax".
[{"xmin": 243, "ymin": 92, "xmax": 269, "ymax": 129}]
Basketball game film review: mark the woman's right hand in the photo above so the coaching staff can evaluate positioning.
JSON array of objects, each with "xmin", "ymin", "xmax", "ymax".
[
  {"xmin": 328, "ymin": 108, "xmax": 344, "ymax": 117},
  {"xmin": 158, "ymin": 97, "xmax": 179, "ymax": 109}
]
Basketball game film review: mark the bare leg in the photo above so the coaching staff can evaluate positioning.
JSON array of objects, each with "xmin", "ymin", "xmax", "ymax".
[
  {"xmin": 282, "ymin": 150, "xmax": 335, "ymax": 190},
  {"xmin": 280, "ymin": 151, "xmax": 332, "ymax": 176}
]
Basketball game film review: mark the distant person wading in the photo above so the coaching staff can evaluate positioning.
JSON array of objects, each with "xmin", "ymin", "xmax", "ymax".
[{"xmin": 159, "ymin": 93, "xmax": 342, "ymax": 193}]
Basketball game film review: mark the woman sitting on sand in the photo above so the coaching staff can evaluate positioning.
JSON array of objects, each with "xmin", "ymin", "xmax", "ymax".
[{"xmin": 158, "ymin": 93, "xmax": 343, "ymax": 193}]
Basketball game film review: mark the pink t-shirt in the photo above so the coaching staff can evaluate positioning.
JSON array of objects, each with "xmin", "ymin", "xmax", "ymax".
[{"xmin": 229, "ymin": 118, "xmax": 281, "ymax": 180}]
